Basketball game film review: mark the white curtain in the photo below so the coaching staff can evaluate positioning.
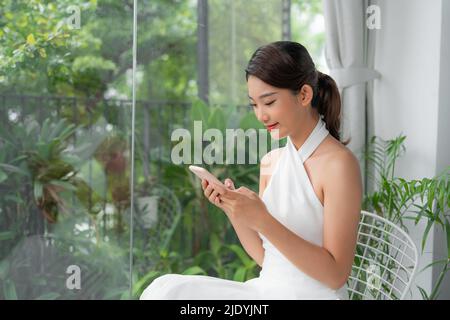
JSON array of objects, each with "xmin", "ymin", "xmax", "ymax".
[{"xmin": 322, "ymin": 0, "xmax": 380, "ymax": 191}]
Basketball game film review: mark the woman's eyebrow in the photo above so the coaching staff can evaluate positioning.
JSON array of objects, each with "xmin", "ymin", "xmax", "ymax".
[{"xmin": 248, "ymin": 92, "xmax": 278, "ymax": 100}]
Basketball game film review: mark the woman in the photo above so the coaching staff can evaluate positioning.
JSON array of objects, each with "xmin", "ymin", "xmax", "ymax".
[{"xmin": 140, "ymin": 41, "xmax": 362, "ymax": 300}]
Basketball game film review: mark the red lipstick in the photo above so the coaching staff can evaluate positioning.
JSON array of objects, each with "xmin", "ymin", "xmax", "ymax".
[{"xmin": 266, "ymin": 122, "xmax": 279, "ymax": 131}]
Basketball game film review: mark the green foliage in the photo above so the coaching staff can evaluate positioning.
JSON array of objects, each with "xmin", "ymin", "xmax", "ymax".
[
  {"xmin": 0, "ymin": 0, "xmax": 98, "ymax": 93},
  {"xmin": 363, "ymin": 135, "xmax": 450, "ymax": 299},
  {"xmin": 291, "ymin": 0, "xmax": 326, "ymax": 70},
  {"xmin": 0, "ymin": 111, "xmax": 134, "ymax": 299},
  {"xmin": 208, "ymin": 0, "xmax": 285, "ymax": 106},
  {"xmin": 1, "ymin": 0, "xmax": 197, "ymax": 100},
  {"xmin": 2, "ymin": 117, "xmax": 96, "ymax": 223},
  {"xmin": 0, "ymin": 232, "xmax": 130, "ymax": 299}
]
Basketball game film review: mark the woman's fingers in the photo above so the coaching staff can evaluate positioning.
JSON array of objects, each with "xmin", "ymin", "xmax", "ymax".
[
  {"xmin": 202, "ymin": 181, "xmax": 221, "ymax": 205},
  {"xmin": 215, "ymin": 186, "xmax": 238, "ymax": 200},
  {"xmin": 210, "ymin": 182, "xmax": 227, "ymax": 195},
  {"xmin": 203, "ymin": 183, "xmax": 213, "ymax": 198},
  {"xmin": 219, "ymin": 196, "xmax": 233, "ymax": 205},
  {"xmin": 201, "ymin": 179, "xmax": 208, "ymax": 190},
  {"xmin": 208, "ymin": 189, "xmax": 220, "ymax": 204},
  {"xmin": 202, "ymin": 180, "xmax": 237, "ymax": 210},
  {"xmin": 215, "ymin": 196, "xmax": 231, "ymax": 211},
  {"xmin": 224, "ymin": 178, "xmax": 235, "ymax": 190},
  {"xmin": 236, "ymin": 186, "xmax": 253, "ymax": 197}
]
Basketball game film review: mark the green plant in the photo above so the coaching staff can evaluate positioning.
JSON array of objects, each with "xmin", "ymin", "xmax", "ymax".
[
  {"xmin": 0, "ymin": 232, "xmax": 130, "ymax": 300},
  {"xmin": 363, "ymin": 135, "xmax": 450, "ymax": 300},
  {"xmin": 0, "ymin": 115, "xmax": 133, "ymax": 299},
  {"xmin": 0, "ymin": 116, "xmax": 102, "ymax": 219},
  {"xmin": 23, "ymin": 118, "xmax": 80, "ymax": 223}
]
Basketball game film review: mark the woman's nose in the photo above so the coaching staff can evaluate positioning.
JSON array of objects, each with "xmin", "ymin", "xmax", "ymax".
[{"xmin": 255, "ymin": 108, "xmax": 269, "ymax": 123}]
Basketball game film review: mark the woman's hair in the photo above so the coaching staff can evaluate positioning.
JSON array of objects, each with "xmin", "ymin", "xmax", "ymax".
[{"xmin": 245, "ymin": 41, "xmax": 349, "ymax": 145}]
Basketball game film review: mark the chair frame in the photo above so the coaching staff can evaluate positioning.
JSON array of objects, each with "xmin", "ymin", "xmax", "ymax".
[{"xmin": 347, "ymin": 210, "xmax": 419, "ymax": 300}]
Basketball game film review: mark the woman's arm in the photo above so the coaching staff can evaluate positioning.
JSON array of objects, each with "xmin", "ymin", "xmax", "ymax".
[
  {"xmin": 256, "ymin": 150, "xmax": 362, "ymax": 289},
  {"xmin": 226, "ymin": 150, "xmax": 278, "ymax": 268},
  {"xmin": 203, "ymin": 182, "xmax": 264, "ymax": 267},
  {"xmin": 227, "ymin": 214, "xmax": 264, "ymax": 267},
  {"xmin": 201, "ymin": 152, "xmax": 275, "ymax": 268},
  {"xmin": 227, "ymin": 148, "xmax": 286, "ymax": 268}
]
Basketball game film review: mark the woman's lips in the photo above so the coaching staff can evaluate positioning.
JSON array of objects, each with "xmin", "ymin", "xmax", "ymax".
[{"xmin": 266, "ymin": 122, "xmax": 279, "ymax": 131}]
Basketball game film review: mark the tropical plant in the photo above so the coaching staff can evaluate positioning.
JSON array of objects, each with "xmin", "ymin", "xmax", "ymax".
[
  {"xmin": 23, "ymin": 118, "xmax": 81, "ymax": 223},
  {"xmin": 363, "ymin": 135, "xmax": 450, "ymax": 299}
]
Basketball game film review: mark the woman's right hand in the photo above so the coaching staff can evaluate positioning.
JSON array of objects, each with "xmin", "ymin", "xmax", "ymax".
[{"xmin": 201, "ymin": 178, "xmax": 235, "ymax": 215}]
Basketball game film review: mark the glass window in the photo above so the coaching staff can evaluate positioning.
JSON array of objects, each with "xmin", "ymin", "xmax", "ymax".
[{"xmin": 0, "ymin": 0, "xmax": 326, "ymax": 300}]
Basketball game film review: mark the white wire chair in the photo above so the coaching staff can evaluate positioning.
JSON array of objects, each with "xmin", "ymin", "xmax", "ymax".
[
  {"xmin": 347, "ymin": 211, "xmax": 419, "ymax": 300},
  {"xmin": 134, "ymin": 183, "xmax": 183, "ymax": 267}
]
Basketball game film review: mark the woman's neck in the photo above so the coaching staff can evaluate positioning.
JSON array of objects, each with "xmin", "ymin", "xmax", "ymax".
[{"xmin": 289, "ymin": 111, "xmax": 321, "ymax": 151}]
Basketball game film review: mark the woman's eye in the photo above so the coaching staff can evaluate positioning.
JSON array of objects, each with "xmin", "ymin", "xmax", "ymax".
[{"xmin": 248, "ymin": 100, "xmax": 275, "ymax": 109}]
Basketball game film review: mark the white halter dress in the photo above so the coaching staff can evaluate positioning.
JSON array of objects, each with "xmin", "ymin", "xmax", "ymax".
[{"xmin": 140, "ymin": 118, "xmax": 349, "ymax": 300}]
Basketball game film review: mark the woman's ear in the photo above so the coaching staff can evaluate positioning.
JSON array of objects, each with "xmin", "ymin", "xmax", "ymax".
[{"xmin": 297, "ymin": 84, "xmax": 314, "ymax": 107}]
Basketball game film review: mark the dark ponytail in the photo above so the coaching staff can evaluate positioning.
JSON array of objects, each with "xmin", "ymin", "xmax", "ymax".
[
  {"xmin": 313, "ymin": 71, "xmax": 349, "ymax": 145},
  {"xmin": 245, "ymin": 41, "xmax": 349, "ymax": 145}
]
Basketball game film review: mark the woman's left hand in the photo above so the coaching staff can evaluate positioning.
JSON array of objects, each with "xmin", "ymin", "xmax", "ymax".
[{"xmin": 211, "ymin": 183, "xmax": 270, "ymax": 231}]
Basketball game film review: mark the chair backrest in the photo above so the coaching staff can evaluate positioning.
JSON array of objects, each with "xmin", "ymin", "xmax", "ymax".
[
  {"xmin": 347, "ymin": 211, "xmax": 419, "ymax": 300},
  {"xmin": 134, "ymin": 183, "xmax": 182, "ymax": 267}
]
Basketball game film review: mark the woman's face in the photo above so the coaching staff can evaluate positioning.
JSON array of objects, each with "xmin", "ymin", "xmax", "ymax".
[{"xmin": 247, "ymin": 75, "xmax": 311, "ymax": 140}]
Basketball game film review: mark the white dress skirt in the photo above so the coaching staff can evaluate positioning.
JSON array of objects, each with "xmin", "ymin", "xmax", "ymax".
[{"xmin": 140, "ymin": 117, "xmax": 349, "ymax": 300}]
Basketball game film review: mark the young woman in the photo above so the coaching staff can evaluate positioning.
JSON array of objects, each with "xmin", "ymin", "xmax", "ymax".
[{"xmin": 140, "ymin": 41, "xmax": 362, "ymax": 300}]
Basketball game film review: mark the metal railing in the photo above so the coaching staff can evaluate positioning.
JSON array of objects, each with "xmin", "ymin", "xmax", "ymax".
[{"xmin": 0, "ymin": 93, "xmax": 193, "ymax": 179}]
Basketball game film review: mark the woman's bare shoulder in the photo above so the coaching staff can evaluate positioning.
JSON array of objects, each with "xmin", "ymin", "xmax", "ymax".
[
  {"xmin": 319, "ymin": 137, "xmax": 362, "ymax": 191},
  {"xmin": 324, "ymin": 137, "xmax": 359, "ymax": 167},
  {"xmin": 316, "ymin": 135, "xmax": 355, "ymax": 160}
]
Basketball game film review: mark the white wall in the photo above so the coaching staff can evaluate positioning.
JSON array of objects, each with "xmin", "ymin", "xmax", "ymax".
[
  {"xmin": 371, "ymin": 0, "xmax": 449, "ymax": 299},
  {"xmin": 433, "ymin": 0, "xmax": 450, "ymax": 300}
]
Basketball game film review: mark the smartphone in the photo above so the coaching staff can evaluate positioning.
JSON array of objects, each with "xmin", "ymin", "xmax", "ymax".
[{"xmin": 188, "ymin": 165, "xmax": 225, "ymax": 187}]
